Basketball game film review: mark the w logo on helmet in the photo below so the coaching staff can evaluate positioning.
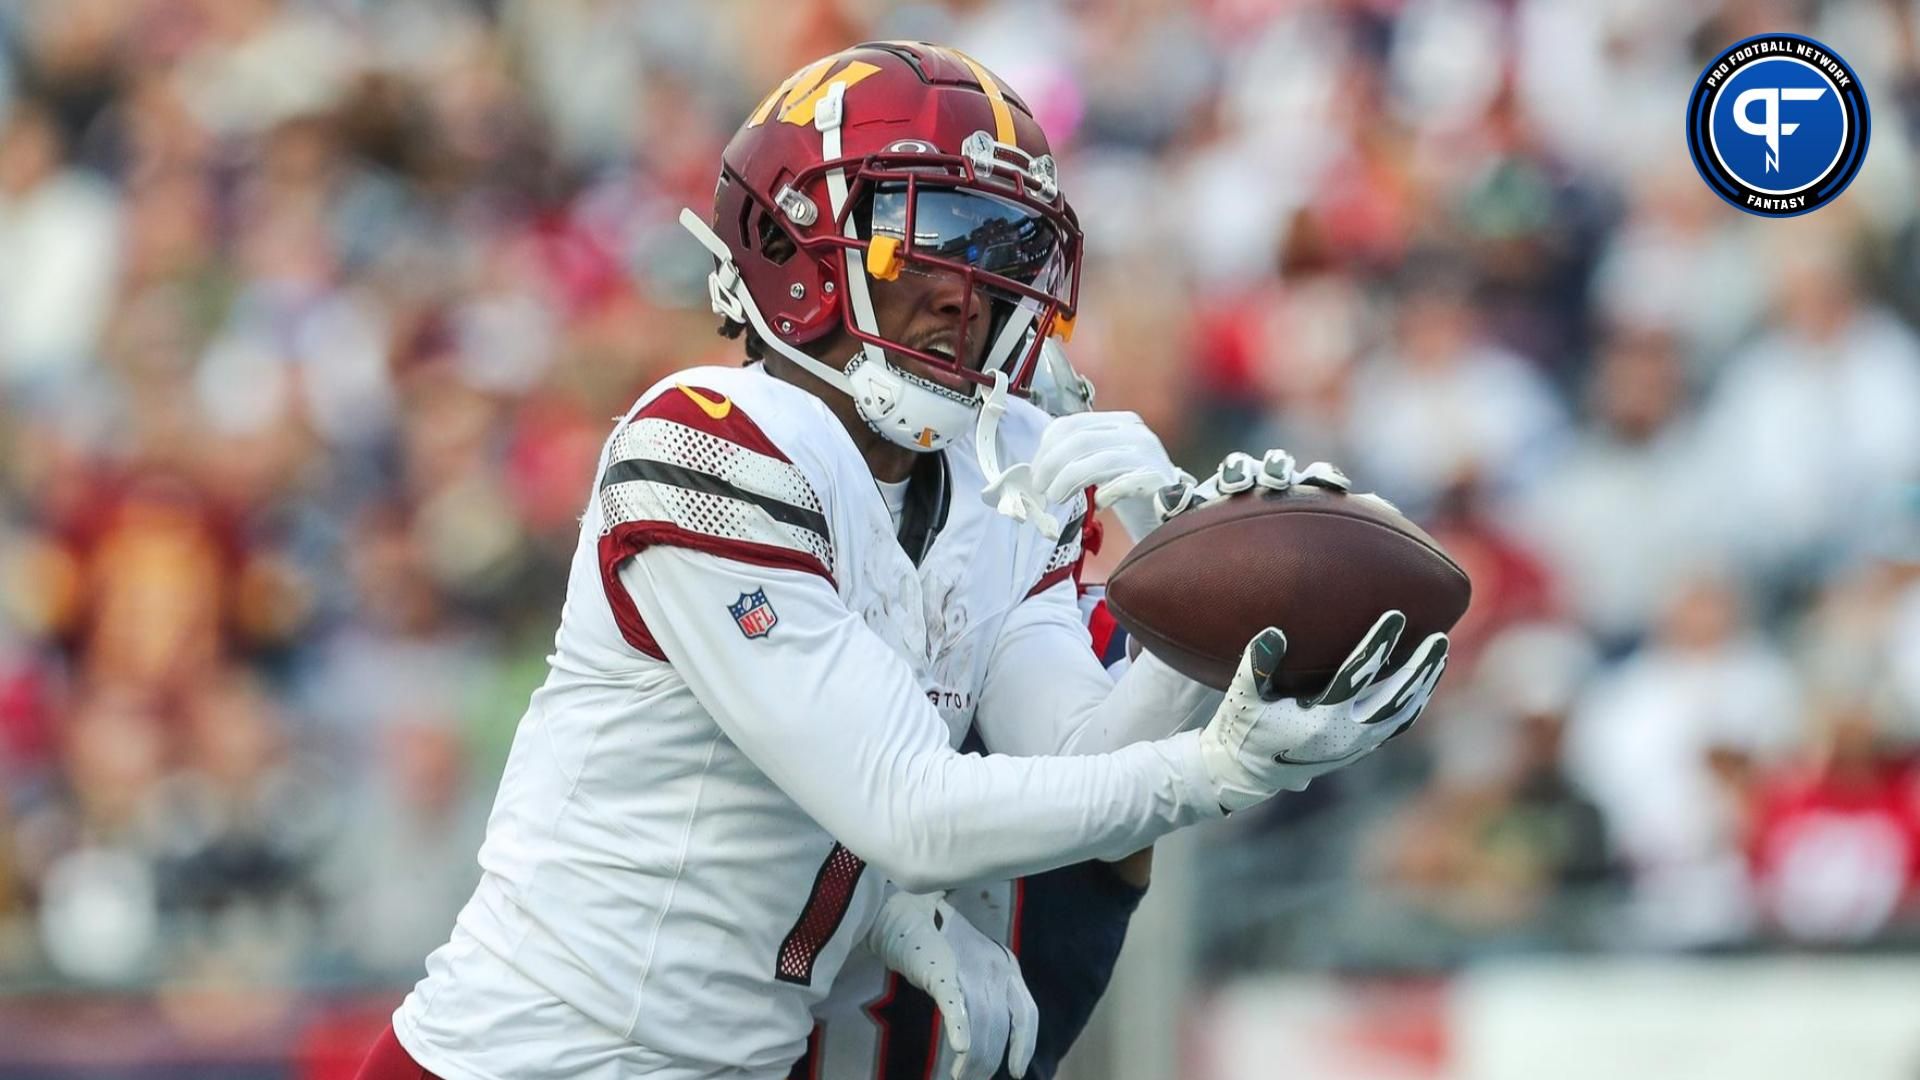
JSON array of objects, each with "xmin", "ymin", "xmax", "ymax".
[{"xmin": 747, "ymin": 56, "xmax": 882, "ymax": 128}]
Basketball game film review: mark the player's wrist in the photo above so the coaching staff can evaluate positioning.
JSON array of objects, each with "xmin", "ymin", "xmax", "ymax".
[
  {"xmin": 1109, "ymin": 493, "xmax": 1164, "ymax": 544},
  {"xmin": 1198, "ymin": 716, "xmax": 1299, "ymax": 812},
  {"xmin": 1158, "ymin": 728, "xmax": 1230, "ymax": 821}
]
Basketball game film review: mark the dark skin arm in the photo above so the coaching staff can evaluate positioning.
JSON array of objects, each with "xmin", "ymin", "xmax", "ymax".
[{"xmin": 1111, "ymin": 847, "xmax": 1153, "ymax": 887}]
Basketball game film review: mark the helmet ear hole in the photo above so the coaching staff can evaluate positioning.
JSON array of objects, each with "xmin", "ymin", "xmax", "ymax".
[
  {"xmin": 716, "ymin": 176, "xmax": 753, "ymax": 251},
  {"xmin": 754, "ymin": 209, "xmax": 796, "ymax": 266}
]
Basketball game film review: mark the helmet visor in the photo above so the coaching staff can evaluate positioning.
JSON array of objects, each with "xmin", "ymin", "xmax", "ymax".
[{"xmin": 866, "ymin": 183, "xmax": 1063, "ymax": 287}]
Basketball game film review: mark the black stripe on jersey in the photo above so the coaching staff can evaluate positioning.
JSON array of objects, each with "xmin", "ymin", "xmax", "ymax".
[
  {"xmin": 601, "ymin": 458, "xmax": 833, "ymax": 542},
  {"xmin": 1048, "ymin": 511, "xmax": 1084, "ymax": 564},
  {"xmin": 896, "ymin": 451, "xmax": 950, "ymax": 567}
]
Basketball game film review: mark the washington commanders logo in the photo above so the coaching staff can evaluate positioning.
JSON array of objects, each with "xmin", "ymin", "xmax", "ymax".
[{"xmin": 1686, "ymin": 33, "xmax": 1869, "ymax": 217}]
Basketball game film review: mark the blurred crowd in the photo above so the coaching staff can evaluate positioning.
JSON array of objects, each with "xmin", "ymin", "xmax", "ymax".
[{"xmin": 0, "ymin": 0, "xmax": 1919, "ymax": 1012}]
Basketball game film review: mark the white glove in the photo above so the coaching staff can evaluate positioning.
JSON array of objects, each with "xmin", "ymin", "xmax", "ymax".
[
  {"xmin": 1028, "ymin": 411, "xmax": 1191, "ymax": 541},
  {"xmin": 1199, "ymin": 611, "xmax": 1450, "ymax": 811},
  {"xmin": 1154, "ymin": 448, "xmax": 1356, "ymax": 522},
  {"xmin": 865, "ymin": 890, "xmax": 1038, "ymax": 1080}
]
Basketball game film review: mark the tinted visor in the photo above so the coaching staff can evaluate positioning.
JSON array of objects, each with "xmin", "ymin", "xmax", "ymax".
[{"xmin": 867, "ymin": 183, "xmax": 1062, "ymax": 286}]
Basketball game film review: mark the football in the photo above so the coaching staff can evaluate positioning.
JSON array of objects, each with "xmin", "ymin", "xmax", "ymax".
[{"xmin": 1104, "ymin": 486, "xmax": 1472, "ymax": 696}]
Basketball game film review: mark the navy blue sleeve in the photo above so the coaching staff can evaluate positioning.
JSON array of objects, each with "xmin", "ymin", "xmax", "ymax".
[
  {"xmin": 814, "ymin": 622, "xmax": 1147, "ymax": 1080},
  {"xmin": 995, "ymin": 858, "xmax": 1147, "ymax": 1080},
  {"xmin": 789, "ymin": 858, "xmax": 1147, "ymax": 1080},
  {"xmin": 994, "ymin": 613, "xmax": 1144, "ymax": 1078}
]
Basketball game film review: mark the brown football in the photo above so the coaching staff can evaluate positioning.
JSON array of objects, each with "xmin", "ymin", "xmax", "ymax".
[{"xmin": 1104, "ymin": 486, "xmax": 1472, "ymax": 695}]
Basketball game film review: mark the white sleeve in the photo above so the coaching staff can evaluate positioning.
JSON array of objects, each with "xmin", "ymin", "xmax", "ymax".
[
  {"xmin": 972, "ymin": 577, "xmax": 1221, "ymax": 759},
  {"xmin": 618, "ymin": 546, "xmax": 1223, "ymax": 893}
]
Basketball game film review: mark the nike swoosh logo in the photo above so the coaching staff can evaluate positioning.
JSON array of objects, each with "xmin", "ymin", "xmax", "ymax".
[
  {"xmin": 677, "ymin": 384, "xmax": 732, "ymax": 420},
  {"xmin": 1274, "ymin": 745, "xmax": 1371, "ymax": 768}
]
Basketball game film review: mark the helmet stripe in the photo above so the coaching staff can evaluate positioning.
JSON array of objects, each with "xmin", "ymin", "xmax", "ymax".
[
  {"xmin": 750, "ymin": 58, "xmax": 826, "ymax": 127},
  {"xmin": 949, "ymin": 50, "xmax": 1017, "ymax": 146}
]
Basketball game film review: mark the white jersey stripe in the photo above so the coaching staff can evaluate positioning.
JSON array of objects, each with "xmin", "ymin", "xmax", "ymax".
[
  {"xmin": 611, "ymin": 416, "xmax": 825, "ymax": 514},
  {"xmin": 601, "ymin": 415, "xmax": 834, "ymax": 569},
  {"xmin": 602, "ymin": 475, "xmax": 834, "ymax": 569}
]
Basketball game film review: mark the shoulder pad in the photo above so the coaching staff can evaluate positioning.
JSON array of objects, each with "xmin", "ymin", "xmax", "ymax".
[{"xmin": 600, "ymin": 379, "xmax": 834, "ymax": 582}]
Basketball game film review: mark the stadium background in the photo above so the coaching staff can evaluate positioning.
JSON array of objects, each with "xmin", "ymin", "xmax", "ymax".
[{"xmin": 1, "ymin": 0, "xmax": 1918, "ymax": 1076}]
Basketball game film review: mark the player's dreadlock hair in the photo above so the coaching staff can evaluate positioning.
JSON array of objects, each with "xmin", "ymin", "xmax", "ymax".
[{"xmin": 716, "ymin": 313, "xmax": 764, "ymax": 361}]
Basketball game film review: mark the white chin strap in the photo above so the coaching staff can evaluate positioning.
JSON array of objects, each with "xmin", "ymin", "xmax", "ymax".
[
  {"xmin": 975, "ymin": 368, "xmax": 1060, "ymax": 540},
  {"xmin": 680, "ymin": 203, "xmax": 1000, "ymax": 457}
]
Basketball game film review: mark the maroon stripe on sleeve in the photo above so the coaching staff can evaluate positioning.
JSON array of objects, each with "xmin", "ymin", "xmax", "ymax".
[
  {"xmin": 775, "ymin": 842, "xmax": 868, "ymax": 986},
  {"xmin": 596, "ymin": 520, "xmax": 835, "ymax": 660}
]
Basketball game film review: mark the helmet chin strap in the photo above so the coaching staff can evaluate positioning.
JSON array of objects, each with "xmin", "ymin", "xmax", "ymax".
[
  {"xmin": 683, "ymin": 204, "xmax": 989, "ymax": 456},
  {"xmin": 975, "ymin": 369, "xmax": 1061, "ymax": 540}
]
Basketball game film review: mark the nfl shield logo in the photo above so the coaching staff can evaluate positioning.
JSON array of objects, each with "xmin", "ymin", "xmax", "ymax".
[{"xmin": 728, "ymin": 589, "xmax": 778, "ymax": 639}]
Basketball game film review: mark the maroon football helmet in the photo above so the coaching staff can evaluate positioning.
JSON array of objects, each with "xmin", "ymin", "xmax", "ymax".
[{"xmin": 703, "ymin": 42, "xmax": 1082, "ymax": 399}]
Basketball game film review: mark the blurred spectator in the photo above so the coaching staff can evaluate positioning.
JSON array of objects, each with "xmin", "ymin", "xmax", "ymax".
[
  {"xmin": 0, "ymin": 615, "xmax": 59, "ymax": 782},
  {"xmin": 1749, "ymin": 695, "xmax": 1920, "ymax": 945},
  {"xmin": 1203, "ymin": 218, "xmax": 1372, "ymax": 465},
  {"xmin": 149, "ymin": 670, "xmax": 326, "ymax": 978},
  {"xmin": 0, "ymin": 97, "xmax": 119, "ymax": 395},
  {"xmin": 1693, "ymin": 228, "xmax": 1920, "ymax": 590},
  {"xmin": 296, "ymin": 502, "xmax": 496, "ymax": 751},
  {"xmin": 46, "ymin": 472, "xmax": 259, "ymax": 698},
  {"xmin": 320, "ymin": 714, "xmax": 485, "ymax": 980},
  {"xmin": 16, "ymin": 684, "xmax": 168, "ymax": 982},
  {"xmin": 1424, "ymin": 476, "xmax": 1558, "ymax": 667},
  {"xmin": 1886, "ymin": 545, "xmax": 1920, "ymax": 736},
  {"xmin": 172, "ymin": 0, "xmax": 356, "ymax": 141},
  {"xmin": 0, "ymin": 799, "xmax": 29, "ymax": 974},
  {"xmin": 1346, "ymin": 267, "xmax": 1566, "ymax": 514},
  {"xmin": 1370, "ymin": 623, "xmax": 1616, "ymax": 941},
  {"xmin": 1564, "ymin": 574, "xmax": 1802, "ymax": 948},
  {"xmin": 1589, "ymin": 165, "xmax": 1767, "ymax": 367},
  {"xmin": 1515, "ymin": 326, "xmax": 1721, "ymax": 650}
]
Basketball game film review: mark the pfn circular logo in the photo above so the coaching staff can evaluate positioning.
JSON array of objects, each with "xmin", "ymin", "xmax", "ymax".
[{"xmin": 1686, "ymin": 34, "xmax": 1869, "ymax": 217}]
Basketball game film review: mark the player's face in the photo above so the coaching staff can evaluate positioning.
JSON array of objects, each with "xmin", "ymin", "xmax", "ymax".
[{"xmin": 865, "ymin": 265, "xmax": 995, "ymax": 393}]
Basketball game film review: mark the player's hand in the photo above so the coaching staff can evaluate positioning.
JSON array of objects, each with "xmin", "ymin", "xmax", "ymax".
[
  {"xmin": 1029, "ymin": 410, "xmax": 1190, "ymax": 541},
  {"xmin": 1198, "ymin": 612, "xmax": 1449, "ymax": 811},
  {"xmin": 865, "ymin": 890, "xmax": 1038, "ymax": 1080},
  {"xmin": 1154, "ymin": 449, "xmax": 1354, "ymax": 522}
]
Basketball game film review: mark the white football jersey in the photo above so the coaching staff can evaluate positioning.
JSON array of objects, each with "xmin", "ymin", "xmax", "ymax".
[
  {"xmin": 800, "ymin": 587, "xmax": 1163, "ymax": 1080},
  {"xmin": 391, "ymin": 364, "xmax": 1220, "ymax": 1079}
]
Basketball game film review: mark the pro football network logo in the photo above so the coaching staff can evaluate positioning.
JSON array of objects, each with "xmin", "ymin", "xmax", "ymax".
[
  {"xmin": 1686, "ymin": 33, "xmax": 1869, "ymax": 217},
  {"xmin": 729, "ymin": 589, "xmax": 778, "ymax": 639}
]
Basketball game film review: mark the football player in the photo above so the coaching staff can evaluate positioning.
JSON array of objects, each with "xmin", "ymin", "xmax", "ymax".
[
  {"xmin": 358, "ymin": 42, "xmax": 1448, "ymax": 1080},
  {"xmin": 791, "ymin": 342, "xmax": 1318, "ymax": 1080}
]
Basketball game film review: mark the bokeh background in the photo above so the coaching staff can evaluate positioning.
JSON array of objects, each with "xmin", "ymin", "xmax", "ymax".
[{"xmin": 1, "ymin": 0, "xmax": 1918, "ymax": 1077}]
